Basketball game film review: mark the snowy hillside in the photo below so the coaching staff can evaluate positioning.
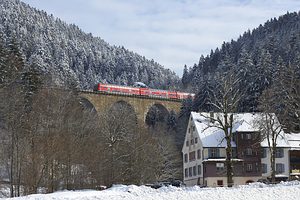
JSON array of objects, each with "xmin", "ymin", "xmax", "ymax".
[
  {"xmin": 3, "ymin": 181, "xmax": 300, "ymax": 200},
  {"xmin": 0, "ymin": 0, "xmax": 180, "ymax": 90}
]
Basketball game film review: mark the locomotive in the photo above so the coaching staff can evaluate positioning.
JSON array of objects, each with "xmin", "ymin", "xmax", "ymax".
[{"xmin": 93, "ymin": 83, "xmax": 195, "ymax": 100}]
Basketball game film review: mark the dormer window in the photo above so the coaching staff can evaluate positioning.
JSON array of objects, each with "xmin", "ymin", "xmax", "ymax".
[{"xmin": 209, "ymin": 148, "xmax": 220, "ymax": 158}]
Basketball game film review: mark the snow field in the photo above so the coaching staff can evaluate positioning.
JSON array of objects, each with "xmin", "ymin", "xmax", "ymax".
[{"xmin": 4, "ymin": 181, "xmax": 300, "ymax": 200}]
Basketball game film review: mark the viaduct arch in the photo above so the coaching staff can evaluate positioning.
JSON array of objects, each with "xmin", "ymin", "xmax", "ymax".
[{"xmin": 80, "ymin": 91, "xmax": 183, "ymax": 122}]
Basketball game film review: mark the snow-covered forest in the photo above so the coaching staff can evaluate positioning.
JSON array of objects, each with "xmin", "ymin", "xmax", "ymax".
[
  {"xmin": 0, "ymin": 0, "xmax": 180, "ymax": 90},
  {"xmin": 182, "ymin": 11, "xmax": 300, "ymax": 113}
]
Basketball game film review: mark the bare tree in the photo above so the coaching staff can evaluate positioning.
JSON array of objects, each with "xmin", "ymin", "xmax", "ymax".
[
  {"xmin": 148, "ymin": 122, "xmax": 182, "ymax": 182},
  {"xmin": 96, "ymin": 102, "xmax": 138, "ymax": 186},
  {"xmin": 256, "ymin": 89, "xmax": 285, "ymax": 183},
  {"xmin": 129, "ymin": 124, "xmax": 161, "ymax": 185},
  {"xmin": 0, "ymin": 38, "xmax": 27, "ymax": 197},
  {"xmin": 21, "ymin": 87, "xmax": 99, "ymax": 193},
  {"xmin": 202, "ymin": 72, "xmax": 244, "ymax": 187}
]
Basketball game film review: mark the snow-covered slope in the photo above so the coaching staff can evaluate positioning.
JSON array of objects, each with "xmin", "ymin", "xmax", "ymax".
[
  {"xmin": 0, "ymin": 0, "xmax": 180, "ymax": 90},
  {"xmin": 4, "ymin": 181, "xmax": 300, "ymax": 200}
]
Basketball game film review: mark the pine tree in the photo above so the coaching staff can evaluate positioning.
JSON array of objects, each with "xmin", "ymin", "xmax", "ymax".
[{"xmin": 166, "ymin": 109, "xmax": 177, "ymax": 132}]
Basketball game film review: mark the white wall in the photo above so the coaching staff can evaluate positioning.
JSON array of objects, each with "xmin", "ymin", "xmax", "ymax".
[{"xmin": 261, "ymin": 147, "xmax": 290, "ymax": 179}]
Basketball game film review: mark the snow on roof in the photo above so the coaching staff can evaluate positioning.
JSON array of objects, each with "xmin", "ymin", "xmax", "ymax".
[
  {"xmin": 191, "ymin": 112, "xmax": 290, "ymax": 148},
  {"xmin": 268, "ymin": 174, "xmax": 289, "ymax": 178},
  {"xmin": 133, "ymin": 82, "xmax": 147, "ymax": 88},
  {"xmin": 202, "ymin": 158, "xmax": 244, "ymax": 162},
  {"xmin": 192, "ymin": 112, "xmax": 260, "ymax": 148},
  {"xmin": 285, "ymin": 133, "xmax": 300, "ymax": 150}
]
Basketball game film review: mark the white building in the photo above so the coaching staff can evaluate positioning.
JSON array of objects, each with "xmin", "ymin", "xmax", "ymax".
[{"xmin": 182, "ymin": 112, "xmax": 292, "ymax": 187}]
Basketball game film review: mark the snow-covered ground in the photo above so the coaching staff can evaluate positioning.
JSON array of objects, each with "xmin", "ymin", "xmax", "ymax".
[{"xmin": 3, "ymin": 181, "xmax": 300, "ymax": 200}]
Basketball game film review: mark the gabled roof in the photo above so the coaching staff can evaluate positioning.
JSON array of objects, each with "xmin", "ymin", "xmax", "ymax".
[
  {"xmin": 192, "ymin": 112, "xmax": 259, "ymax": 148},
  {"xmin": 191, "ymin": 112, "xmax": 290, "ymax": 148},
  {"xmin": 285, "ymin": 133, "xmax": 300, "ymax": 150}
]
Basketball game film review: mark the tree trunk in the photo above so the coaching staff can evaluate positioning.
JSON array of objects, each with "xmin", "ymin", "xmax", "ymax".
[
  {"xmin": 271, "ymin": 146, "xmax": 276, "ymax": 183},
  {"xmin": 10, "ymin": 132, "xmax": 14, "ymax": 198},
  {"xmin": 226, "ymin": 136, "xmax": 233, "ymax": 187}
]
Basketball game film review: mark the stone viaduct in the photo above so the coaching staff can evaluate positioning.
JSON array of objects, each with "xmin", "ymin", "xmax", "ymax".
[{"xmin": 80, "ymin": 91, "xmax": 183, "ymax": 122}]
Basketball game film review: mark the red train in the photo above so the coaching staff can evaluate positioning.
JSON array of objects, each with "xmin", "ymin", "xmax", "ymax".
[{"xmin": 93, "ymin": 83, "xmax": 195, "ymax": 100}]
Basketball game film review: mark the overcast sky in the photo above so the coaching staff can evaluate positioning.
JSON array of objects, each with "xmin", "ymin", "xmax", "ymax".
[{"xmin": 21, "ymin": 0, "xmax": 300, "ymax": 76}]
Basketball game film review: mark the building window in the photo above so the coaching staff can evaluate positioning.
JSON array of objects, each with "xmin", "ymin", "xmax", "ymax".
[
  {"xmin": 186, "ymin": 141, "xmax": 189, "ymax": 147},
  {"xmin": 261, "ymin": 149, "xmax": 267, "ymax": 158},
  {"xmin": 261, "ymin": 163, "xmax": 267, "ymax": 173},
  {"xmin": 241, "ymin": 134, "xmax": 244, "ymax": 139},
  {"xmin": 191, "ymin": 139, "xmax": 194, "ymax": 145},
  {"xmin": 188, "ymin": 128, "xmax": 191, "ymax": 133},
  {"xmin": 197, "ymin": 149, "xmax": 201, "ymax": 159},
  {"xmin": 247, "ymin": 164, "xmax": 253, "ymax": 171},
  {"xmin": 209, "ymin": 148, "xmax": 219, "ymax": 158},
  {"xmin": 193, "ymin": 166, "xmax": 197, "ymax": 175},
  {"xmin": 185, "ymin": 168, "xmax": 188, "ymax": 177},
  {"xmin": 193, "ymin": 126, "xmax": 195, "ymax": 132},
  {"xmin": 211, "ymin": 149, "xmax": 216, "ymax": 157},
  {"xmin": 189, "ymin": 167, "xmax": 192, "ymax": 177},
  {"xmin": 276, "ymin": 163, "xmax": 285, "ymax": 173},
  {"xmin": 275, "ymin": 149, "xmax": 281, "ymax": 157},
  {"xmin": 198, "ymin": 165, "xmax": 202, "ymax": 175},
  {"xmin": 276, "ymin": 149, "xmax": 284, "ymax": 158},
  {"xmin": 184, "ymin": 154, "xmax": 188, "ymax": 163},
  {"xmin": 246, "ymin": 148, "xmax": 252, "ymax": 155},
  {"xmin": 216, "ymin": 163, "xmax": 224, "ymax": 171},
  {"xmin": 189, "ymin": 151, "xmax": 195, "ymax": 161},
  {"xmin": 195, "ymin": 137, "xmax": 198, "ymax": 144},
  {"xmin": 246, "ymin": 134, "xmax": 251, "ymax": 140}
]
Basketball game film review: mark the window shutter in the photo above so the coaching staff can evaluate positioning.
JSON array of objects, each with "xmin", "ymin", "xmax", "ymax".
[
  {"xmin": 281, "ymin": 149, "xmax": 284, "ymax": 157},
  {"xmin": 282, "ymin": 164, "xmax": 285, "ymax": 173},
  {"xmin": 217, "ymin": 149, "xmax": 220, "ymax": 157},
  {"xmin": 264, "ymin": 164, "xmax": 267, "ymax": 173},
  {"xmin": 209, "ymin": 149, "xmax": 211, "ymax": 157},
  {"xmin": 264, "ymin": 149, "xmax": 267, "ymax": 158}
]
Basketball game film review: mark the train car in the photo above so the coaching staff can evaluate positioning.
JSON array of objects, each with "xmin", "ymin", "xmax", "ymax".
[
  {"xmin": 140, "ymin": 88, "xmax": 150, "ymax": 96},
  {"xmin": 109, "ymin": 85, "xmax": 130, "ymax": 94},
  {"xmin": 94, "ymin": 83, "xmax": 140, "ymax": 95},
  {"xmin": 94, "ymin": 83, "xmax": 109, "ymax": 92},
  {"xmin": 94, "ymin": 83, "xmax": 195, "ymax": 100},
  {"xmin": 168, "ymin": 91, "xmax": 177, "ymax": 98},
  {"xmin": 177, "ymin": 92, "xmax": 195, "ymax": 99},
  {"xmin": 130, "ymin": 87, "xmax": 141, "ymax": 95},
  {"xmin": 149, "ymin": 89, "xmax": 168, "ymax": 98}
]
